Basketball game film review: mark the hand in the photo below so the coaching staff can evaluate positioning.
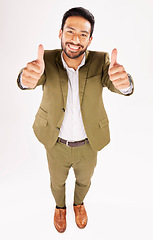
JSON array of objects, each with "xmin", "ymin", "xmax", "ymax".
[
  {"xmin": 22, "ymin": 44, "xmax": 45, "ymax": 88},
  {"xmin": 108, "ymin": 48, "xmax": 130, "ymax": 90}
]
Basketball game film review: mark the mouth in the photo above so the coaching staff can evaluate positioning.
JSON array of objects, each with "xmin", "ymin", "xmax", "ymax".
[{"xmin": 67, "ymin": 44, "xmax": 82, "ymax": 52}]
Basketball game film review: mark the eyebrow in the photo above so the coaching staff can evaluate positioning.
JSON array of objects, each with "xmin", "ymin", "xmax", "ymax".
[{"xmin": 66, "ymin": 26, "xmax": 89, "ymax": 35}]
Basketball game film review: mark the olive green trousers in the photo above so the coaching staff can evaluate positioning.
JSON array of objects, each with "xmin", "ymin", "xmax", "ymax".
[{"xmin": 45, "ymin": 139, "xmax": 97, "ymax": 208}]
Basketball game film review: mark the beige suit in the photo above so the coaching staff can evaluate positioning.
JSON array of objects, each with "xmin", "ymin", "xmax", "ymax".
[
  {"xmin": 17, "ymin": 49, "xmax": 134, "ymax": 207},
  {"xmin": 17, "ymin": 49, "xmax": 134, "ymax": 152}
]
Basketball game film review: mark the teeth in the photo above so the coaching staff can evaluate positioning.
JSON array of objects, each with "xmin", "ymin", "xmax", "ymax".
[{"xmin": 68, "ymin": 44, "xmax": 80, "ymax": 50}]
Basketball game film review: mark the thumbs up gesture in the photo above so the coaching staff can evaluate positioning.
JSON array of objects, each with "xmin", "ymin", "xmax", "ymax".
[
  {"xmin": 22, "ymin": 44, "xmax": 45, "ymax": 89},
  {"xmin": 108, "ymin": 48, "xmax": 130, "ymax": 90}
]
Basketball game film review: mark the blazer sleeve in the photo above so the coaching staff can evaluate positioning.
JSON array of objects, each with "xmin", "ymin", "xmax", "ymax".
[{"xmin": 101, "ymin": 52, "xmax": 134, "ymax": 96}]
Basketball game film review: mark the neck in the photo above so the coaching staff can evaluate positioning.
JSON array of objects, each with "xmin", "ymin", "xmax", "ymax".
[{"xmin": 62, "ymin": 52, "xmax": 84, "ymax": 71}]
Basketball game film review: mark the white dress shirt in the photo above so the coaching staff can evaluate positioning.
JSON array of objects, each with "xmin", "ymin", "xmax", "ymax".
[
  {"xmin": 20, "ymin": 52, "xmax": 133, "ymax": 142},
  {"xmin": 58, "ymin": 53, "xmax": 87, "ymax": 141}
]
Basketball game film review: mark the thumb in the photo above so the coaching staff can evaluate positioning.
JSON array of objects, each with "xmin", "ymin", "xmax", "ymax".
[
  {"xmin": 37, "ymin": 44, "xmax": 44, "ymax": 63},
  {"xmin": 110, "ymin": 48, "xmax": 117, "ymax": 68}
]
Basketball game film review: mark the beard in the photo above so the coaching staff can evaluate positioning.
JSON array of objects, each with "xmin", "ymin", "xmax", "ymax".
[{"xmin": 61, "ymin": 40, "xmax": 88, "ymax": 59}]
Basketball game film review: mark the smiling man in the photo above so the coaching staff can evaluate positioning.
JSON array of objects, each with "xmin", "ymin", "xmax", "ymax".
[{"xmin": 17, "ymin": 7, "xmax": 134, "ymax": 233}]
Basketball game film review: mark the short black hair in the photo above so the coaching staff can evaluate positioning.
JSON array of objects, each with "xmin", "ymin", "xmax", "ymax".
[{"xmin": 61, "ymin": 7, "xmax": 95, "ymax": 37}]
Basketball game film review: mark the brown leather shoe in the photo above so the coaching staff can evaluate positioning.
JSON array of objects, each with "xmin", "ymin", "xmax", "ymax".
[
  {"xmin": 73, "ymin": 203, "xmax": 88, "ymax": 229},
  {"xmin": 54, "ymin": 207, "xmax": 66, "ymax": 233}
]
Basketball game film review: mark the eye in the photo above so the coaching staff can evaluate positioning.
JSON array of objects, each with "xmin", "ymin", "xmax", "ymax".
[
  {"xmin": 81, "ymin": 33, "xmax": 88, "ymax": 38},
  {"xmin": 67, "ymin": 30, "xmax": 74, "ymax": 34}
]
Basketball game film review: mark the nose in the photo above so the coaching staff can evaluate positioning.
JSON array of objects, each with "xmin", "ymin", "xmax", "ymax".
[{"xmin": 71, "ymin": 33, "xmax": 80, "ymax": 44}]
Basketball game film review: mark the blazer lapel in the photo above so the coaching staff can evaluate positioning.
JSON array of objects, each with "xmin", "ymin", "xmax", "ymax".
[
  {"xmin": 79, "ymin": 51, "xmax": 92, "ymax": 106},
  {"xmin": 55, "ymin": 51, "xmax": 68, "ymax": 109}
]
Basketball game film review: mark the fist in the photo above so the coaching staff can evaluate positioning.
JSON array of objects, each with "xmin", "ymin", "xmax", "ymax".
[
  {"xmin": 108, "ymin": 48, "xmax": 130, "ymax": 90},
  {"xmin": 22, "ymin": 44, "xmax": 45, "ymax": 89}
]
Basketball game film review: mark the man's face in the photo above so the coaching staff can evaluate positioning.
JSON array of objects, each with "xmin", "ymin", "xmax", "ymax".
[{"xmin": 59, "ymin": 16, "xmax": 93, "ymax": 59}]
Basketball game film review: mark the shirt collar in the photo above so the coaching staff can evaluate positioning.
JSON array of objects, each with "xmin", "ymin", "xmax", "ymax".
[{"xmin": 61, "ymin": 51, "xmax": 86, "ymax": 71}]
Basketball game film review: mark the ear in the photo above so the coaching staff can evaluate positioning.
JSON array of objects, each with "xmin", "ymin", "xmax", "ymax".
[
  {"xmin": 88, "ymin": 36, "xmax": 93, "ymax": 46},
  {"xmin": 59, "ymin": 29, "xmax": 63, "ymax": 39}
]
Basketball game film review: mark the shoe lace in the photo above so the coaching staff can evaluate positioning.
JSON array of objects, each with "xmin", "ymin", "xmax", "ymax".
[
  {"xmin": 59, "ymin": 209, "xmax": 64, "ymax": 219},
  {"xmin": 78, "ymin": 205, "xmax": 84, "ymax": 215}
]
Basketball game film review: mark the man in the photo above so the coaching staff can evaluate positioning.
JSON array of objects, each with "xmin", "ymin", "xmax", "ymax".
[{"xmin": 17, "ymin": 7, "xmax": 134, "ymax": 233}]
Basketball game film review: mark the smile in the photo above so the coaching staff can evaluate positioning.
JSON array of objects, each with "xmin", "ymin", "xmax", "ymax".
[{"xmin": 67, "ymin": 44, "xmax": 81, "ymax": 51}]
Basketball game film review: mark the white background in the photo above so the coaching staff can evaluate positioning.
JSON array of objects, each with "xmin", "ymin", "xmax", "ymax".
[{"xmin": 0, "ymin": 0, "xmax": 153, "ymax": 239}]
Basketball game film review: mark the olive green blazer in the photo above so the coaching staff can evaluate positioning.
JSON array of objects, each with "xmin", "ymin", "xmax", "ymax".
[{"xmin": 17, "ymin": 49, "xmax": 134, "ymax": 152}]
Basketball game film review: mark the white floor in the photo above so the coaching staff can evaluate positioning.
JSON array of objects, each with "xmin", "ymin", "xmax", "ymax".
[
  {"xmin": 0, "ymin": 140, "xmax": 153, "ymax": 240},
  {"xmin": 0, "ymin": 184, "xmax": 152, "ymax": 240}
]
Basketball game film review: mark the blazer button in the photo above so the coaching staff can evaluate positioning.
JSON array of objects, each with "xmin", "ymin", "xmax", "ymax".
[
  {"xmin": 57, "ymin": 127, "xmax": 60, "ymax": 130},
  {"xmin": 62, "ymin": 108, "xmax": 65, "ymax": 112}
]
